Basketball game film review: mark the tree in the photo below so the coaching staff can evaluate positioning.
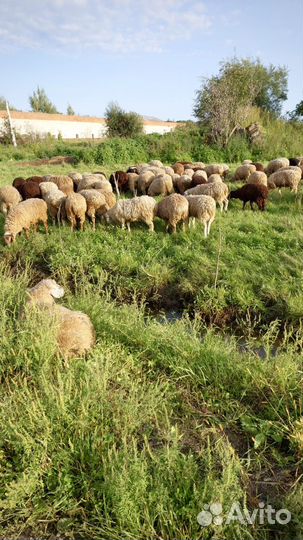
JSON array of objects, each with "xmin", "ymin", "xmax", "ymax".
[
  {"xmin": 0, "ymin": 96, "xmax": 16, "ymax": 111},
  {"xmin": 29, "ymin": 86, "xmax": 59, "ymax": 114},
  {"xmin": 67, "ymin": 104, "xmax": 75, "ymax": 115},
  {"xmin": 104, "ymin": 102, "xmax": 144, "ymax": 138},
  {"xmin": 194, "ymin": 57, "xmax": 288, "ymax": 146},
  {"xmin": 289, "ymin": 100, "xmax": 303, "ymax": 120}
]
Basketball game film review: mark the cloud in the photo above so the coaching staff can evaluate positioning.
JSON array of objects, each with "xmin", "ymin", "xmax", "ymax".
[{"xmin": 0, "ymin": 0, "xmax": 211, "ymax": 53}]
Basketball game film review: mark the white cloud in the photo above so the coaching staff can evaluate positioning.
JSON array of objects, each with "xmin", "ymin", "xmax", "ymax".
[{"xmin": 0, "ymin": 0, "xmax": 211, "ymax": 53}]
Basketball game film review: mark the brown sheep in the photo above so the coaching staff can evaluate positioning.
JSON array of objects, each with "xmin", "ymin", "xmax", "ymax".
[{"xmin": 156, "ymin": 193, "xmax": 189, "ymax": 233}]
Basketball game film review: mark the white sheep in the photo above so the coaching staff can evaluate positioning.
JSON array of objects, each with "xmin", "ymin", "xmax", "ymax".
[
  {"xmin": 79, "ymin": 189, "xmax": 108, "ymax": 231},
  {"xmin": 138, "ymin": 171, "xmax": 155, "ymax": 195},
  {"xmin": 208, "ymin": 174, "xmax": 223, "ymax": 183},
  {"xmin": 4, "ymin": 199, "xmax": 48, "ymax": 245},
  {"xmin": 148, "ymin": 174, "xmax": 173, "ymax": 197},
  {"xmin": 247, "ymin": 171, "xmax": 268, "ymax": 187},
  {"xmin": 265, "ymin": 158, "xmax": 289, "ymax": 175},
  {"xmin": 156, "ymin": 193, "xmax": 189, "ymax": 233},
  {"xmin": 49, "ymin": 175, "xmax": 74, "ymax": 195},
  {"xmin": 44, "ymin": 189, "xmax": 67, "ymax": 225},
  {"xmin": 0, "ymin": 186, "xmax": 22, "ymax": 215},
  {"xmin": 105, "ymin": 196, "xmax": 156, "ymax": 232},
  {"xmin": 185, "ymin": 182, "xmax": 229, "ymax": 212},
  {"xmin": 25, "ymin": 279, "xmax": 95, "ymax": 358},
  {"xmin": 234, "ymin": 164, "xmax": 256, "ymax": 181},
  {"xmin": 65, "ymin": 193, "xmax": 87, "ymax": 231},
  {"xmin": 268, "ymin": 169, "xmax": 301, "ymax": 193},
  {"xmin": 185, "ymin": 195, "xmax": 216, "ymax": 237}
]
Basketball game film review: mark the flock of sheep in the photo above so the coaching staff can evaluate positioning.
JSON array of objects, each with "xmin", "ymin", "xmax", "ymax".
[{"xmin": 1, "ymin": 155, "xmax": 302, "ymax": 359}]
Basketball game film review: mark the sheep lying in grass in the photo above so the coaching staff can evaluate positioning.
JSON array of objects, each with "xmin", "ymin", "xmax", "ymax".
[
  {"xmin": 229, "ymin": 184, "xmax": 269, "ymax": 211},
  {"xmin": 0, "ymin": 186, "xmax": 22, "ymax": 215},
  {"xmin": 156, "ymin": 193, "xmax": 189, "ymax": 233},
  {"xmin": 26, "ymin": 279, "xmax": 95, "ymax": 358},
  {"xmin": 268, "ymin": 169, "xmax": 301, "ymax": 193},
  {"xmin": 185, "ymin": 195, "xmax": 216, "ymax": 237},
  {"xmin": 4, "ymin": 199, "xmax": 48, "ymax": 245},
  {"xmin": 185, "ymin": 182, "xmax": 229, "ymax": 212},
  {"xmin": 79, "ymin": 189, "xmax": 108, "ymax": 231},
  {"xmin": 65, "ymin": 193, "xmax": 87, "ymax": 231},
  {"xmin": 105, "ymin": 196, "xmax": 156, "ymax": 232}
]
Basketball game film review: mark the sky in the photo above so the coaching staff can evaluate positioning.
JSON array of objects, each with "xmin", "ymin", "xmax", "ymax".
[{"xmin": 0, "ymin": 0, "xmax": 302, "ymax": 120}]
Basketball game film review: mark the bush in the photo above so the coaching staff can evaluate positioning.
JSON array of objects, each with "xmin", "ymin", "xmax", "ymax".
[{"xmin": 105, "ymin": 102, "xmax": 144, "ymax": 138}]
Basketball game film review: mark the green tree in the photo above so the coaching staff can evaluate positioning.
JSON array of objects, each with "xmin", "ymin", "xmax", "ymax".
[
  {"xmin": 67, "ymin": 104, "xmax": 75, "ymax": 115},
  {"xmin": 0, "ymin": 96, "xmax": 16, "ymax": 111},
  {"xmin": 289, "ymin": 100, "xmax": 303, "ymax": 120},
  {"xmin": 105, "ymin": 102, "xmax": 144, "ymax": 138},
  {"xmin": 29, "ymin": 87, "xmax": 59, "ymax": 114}
]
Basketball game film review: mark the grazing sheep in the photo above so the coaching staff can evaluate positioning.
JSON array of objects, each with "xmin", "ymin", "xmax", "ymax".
[
  {"xmin": 247, "ymin": 171, "xmax": 268, "ymax": 187},
  {"xmin": 176, "ymin": 174, "xmax": 192, "ymax": 195},
  {"xmin": 12, "ymin": 177, "xmax": 25, "ymax": 190},
  {"xmin": 65, "ymin": 193, "xmax": 87, "ymax": 231},
  {"xmin": 96, "ymin": 190, "xmax": 116, "ymax": 211},
  {"xmin": 252, "ymin": 162, "xmax": 265, "ymax": 172},
  {"xmin": 284, "ymin": 166, "xmax": 303, "ymax": 179},
  {"xmin": 183, "ymin": 167, "xmax": 194, "ymax": 178},
  {"xmin": 27, "ymin": 175, "xmax": 44, "ymax": 184},
  {"xmin": 148, "ymin": 174, "xmax": 173, "ymax": 197},
  {"xmin": 68, "ymin": 172, "xmax": 83, "ymax": 190},
  {"xmin": 4, "ymin": 199, "xmax": 48, "ymax": 245},
  {"xmin": 265, "ymin": 158, "xmax": 289, "ymax": 175},
  {"xmin": 138, "ymin": 170, "xmax": 155, "ymax": 195},
  {"xmin": 229, "ymin": 184, "xmax": 268, "ymax": 211},
  {"xmin": 26, "ymin": 279, "xmax": 95, "ymax": 358},
  {"xmin": 105, "ymin": 196, "xmax": 156, "ymax": 232},
  {"xmin": 204, "ymin": 164, "xmax": 225, "ymax": 177},
  {"xmin": 192, "ymin": 161, "xmax": 205, "ymax": 170},
  {"xmin": 192, "ymin": 170, "xmax": 208, "ymax": 186},
  {"xmin": 51, "ymin": 175, "xmax": 74, "ymax": 196},
  {"xmin": 172, "ymin": 162, "xmax": 185, "ymax": 176},
  {"xmin": 242, "ymin": 159, "xmax": 252, "ymax": 165},
  {"xmin": 185, "ymin": 182, "xmax": 229, "ymax": 212},
  {"xmin": 127, "ymin": 173, "xmax": 139, "ymax": 196},
  {"xmin": 234, "ymin": 164, "xmax": 256, "ymax": 181},
  {"xmin": 268, "ymin": 168, "xmax": 301, "ymax": 193},
  {"xmin": 208, "ymin": 173, "xmax": 223, "ymax": 183},
  {"xmin": 149, "ymin": 159, "xmax": 163, "ymax": 168},
  {"xmin": 109, "ymin": 171, "xmax": 129, "ymax": 194},
  {"xmin": 44, "ymin": 189, "xmax": 67, "ymax": 225},
  {"xmin": 79, "ymin": 189, "xmax": 108, "ymax": 231},
  {"xmin": 164, "ymin": 166, "xmax": 175, "ymax": 176},
  {"xmin": 127, "ymin": 166, "xmax": 139, "ymax": 174},
  {"xmin": 0, "ymin": 186, "xmax": 22, "ymax": 215},
  {"xmin": 156, "ymin": 193, "xmax": 189, "ymax": 233},
  {"xmin": 40, "ymin": 182, "xmax": 60, "ymax": 198},
  {"xmin": 18, "ymin": 181, "xmax": 41, "ymax": 200},
  {"xmin": 171, "ymin": 173, "xmax": 181, "ymax": 189},
  {"xmin": 289, "ymin": 158, "xmax": 300, "ymax": 167},
  {"xmin": 185, "ymin": 195, "xmax": 216, "ymax": 237},
  {"xmin": 77, "ymin": 176, "xmax": 111, "ymax": 193}
]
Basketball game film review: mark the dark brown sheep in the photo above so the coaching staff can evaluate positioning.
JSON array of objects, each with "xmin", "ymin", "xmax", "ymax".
[
  {"xmin": 27, "ymin": 176, "xmax": 44, "ymax": 184},
  {"xmin": 12, "ymin": 177, "xmax": 25, "ymax": 190},
  {"xmin": 109, "ymin": 171, "xmax": 129, "ymax": 193},
  {"xmin": 229, "ymin": 184, "xmax": 269, "ymax": 211},
  {"xmin": 19, "ymin": 181, "xmax": 42, "ymax": 200},
  {"xmin": 289, "ymin": 158, "xmax": 300, "ymax": 166}
]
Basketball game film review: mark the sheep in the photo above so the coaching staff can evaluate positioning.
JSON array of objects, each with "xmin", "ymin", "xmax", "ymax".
[
  {"xmin": 204, "ymin": 164, "xmax": 225, "ymax": 177},
  {"xmin": 172, "ymin": 162, "xmax": 185, "ymax": 176},
  {"xmin": 105, "ymin": 196, "xmax": 156, "ymax": 232},
  {"xmin": 64, "ymin": 193, "xmax": 87, "ymax": 231},
  {"xmin": 51, "ymin": 175, "xmax": 74, "ymax": 195},
  {"xmin": 185, "ymin": 182, "xmax": 229, "ymax": 212},
  {"xmin": 247, "ymin": 171, "xmax": 268, "ymax": 187},
  {"xmin": 0, "ymin": 186, "xmax": 22, "ymax": 215},
  {"xmin": 222, "ymin": 164, "xmax": 230, "ymax": 178},
  {"xmin": 78, "ymin": 189, "xmax": 108, "ymax": 231},
  {"xmin": 234, "ymin": 164, "xmax": 256, "ymax": 181},
  {"xmin": 183, "ymin": 168, "xmax": 194, "ymax": 178},
  {"xmin": 25, "ymin": 279, "xmax": 95, "ymax": 358},
  {"xmin": 156, "ymin": 193, "xmax": 189, "ymax": 233},
  {"xmin": 138, "ymin": 170, "xmax": 155, "ymax": 195},
  {"xmin": 284, "ymin": 166, "xmax": 303, "ymax": 179},
  {"xmin": 208, "ymin": 174, "xmax": 223, "ymax": 183},
  {"xmin": 242, "ymin": 159, "xmax": 252, "ymax": 165},
  {"xmin": 127, "ymin": 173, "xmax": 139, "ymax": 196},
  {"xmin": 229, "ymin": 184, "xmax": 269, "ymax": 211},
  {"xmin": 289, "ymin": 158, "xmax": 300, "ymax": 167},
  {"xmin": 12, "ymin": 177, "xmax": 25, "ymax": 190},
  {"xmin": 44, "ymin": 189, "xmax": 67, "ymax": 225},
  {"xmin": 265, "ymin": 158, "xmax": 289, "ymax": 175},
  {"xmin": 40, "ymin": 182, "xmax": 60, "ymax": 199},
  {"xmin": 267, "ymin": 168, "xmax": 301, "ymax": 193},
  {"xmin": 148, "ymin": 174, "xmax": 173, "ymax": 197},
  {"xmin": 18, "ymin": 181, "xmax": 42, "ymax": 200},
  {"xmin": 192, "ymin": 170, "xmax": 208, "ymax": 186},
  {"xmin": 252, "ymin": 162, "xmax": 265, "ymax": 172},
  {"xmin": 68, "ymin": 172, "xmax": 83, "ymax": 190},
  {"xmin": 149, "ymin": 159, "xmax": 163, "ymax": 168},
  {"xmin": 96, "ymin": 190, "xmax": 117, "ymax": 211},
  {"xmin": 171, "ymin": 173, "xmax": 181, "ymax": 189},
  {"xmin": 185, "ymin": 194, "xmax": 216, "ymax": 237},
  {"xmin": 77, "ymin": 176, "xmax": 112, "ymax": 193},
  {"xmin": 176, "ymin": 174, "xmax": 192, "ymax": 195},
  {"xmin": 109, "ymin": 171, "xmax": 129, "ymax": 194},
  {"xmin": 127, "ymin": 166, "xmax": 139, "ymax": 174},
  {"xmin": 27, "ymin": 175, "xmax": 44, "ymax": 184},
  {"xmin": 192, "ymin": 161, "xmax": 205, "ymax": 170},
  {"xmin": 164, "ymin": 166, "xmax": 175, "ymax": 176},
  {"xmin": 4, "ymin": 199, "xmax": 48, "ymax": 245}
]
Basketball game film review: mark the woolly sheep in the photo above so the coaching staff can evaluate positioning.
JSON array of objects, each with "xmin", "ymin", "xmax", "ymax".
[
  {"xmin": 284, "ymin": 166, "xmax": 303, "ymax": 179},
  {"xmin": 138, "ymin": 170, "xmax": 155, "ymax": 195},
  {"xmin": 79, "ymin": 189, "xmax": 108, "ymax": 231},
  {"xmin": 183, "ymin": 168, "xmax": 194, "ymax": 178},
  {"xmin": 12, "ymin": 177, "xmax": 25, "ymax": 190},
  {"xmin": 172, "ymin": 162, "xmax": 185, "ymax": 176},
  {"xmin": 127, "ymin": 173, "xmax": 139, "ymax": 196},
  {"xmin": 192, "ymin": 162, "xmax": 205, "ymax": 170},
  {"xmin": 40, "ymin": 182, "xmax": 60, "ymax": 198},
  {"xmin": 18, "ymin": 181, "xmax": 41, "ymax": 200},
  {"xmin": 242, "ymin": 159, "xmax": 252, "ymax": 165},
  {"xmin": 65, "ymin": 193, "xmax": 87, "ymax": 231},
  {"xmin": 156, "ymin": 193, "xmax": 189, "ymax": 233},
  {"xmin": 171, "ymin": 173, "xmax": 181, "ymax": 188},
  {"xmin": 96, "ymin": 190, "xmax": 117, "ymax": 211},
  {"xmin": 185, "ymin": 195, "xmax": 216, "ymax": 237},
  {"xmin": 105, "ymin": 196, "xmax": 156, "ymax": 232},
  {"xmin": 247, "ymin": 171, "xmax": 268, "ymax": 187},
  {"xmin": 234, "ymin": 164, "xmax": 256, "ymax": 181},
  {"xmin": 265, "ymin": 158, "xmax": 289, "ymax": 175},
  {"xmin": 44, "ymin": 189, "xmax": 67, "ymax": 225},
  {"xmin": 229, "ymin": 184, "xmax": 269, "ymax": 211},
  {"xmin": 208, "ymin": 174, "xmax": 223, "ymax": 183},
  {"xmin": 184, "ymin": 182, "xmax": 229, "ymax": 212},
  {"xmin": 149, "ymin": 159, "xmax": 163, "ymax": 168},
  {"xmin": 68, "ymin": 172, "xmax": 83, "ymax": 190},
  {"xmin": 204, "ymin": 164, "xmax": 225, "ymax": 177},
  {"xmin": 148, "ymin": 174, "xmax": 173, "ymax": 197},
  {"xmin": 164, "ymin": 166, "xmax": 175, "ymax": 176},
  {"xmin": 192, "ymin": 170, "xmax": 208, "ymax": 186},
  {"xmin": 268, "ymin": 168, "xmax": 301, "ymax": 193},
  {"xmin": 177, "ymin": 174, "xmax": 192, "ymax": 195},
  {"xmin": 0, "ymin": 186, "xmax": 22, "ymax": 215},
  {"xmin": 51, "ymin": 175, "xmax": 74, "ymax": 195},
  {"xmin": 25, "ymin": 279, "xmax": 95, "ymax": 358},
  {"xmin": 4, "ymin": 199, "xmax": 48, "ymax": 245}
]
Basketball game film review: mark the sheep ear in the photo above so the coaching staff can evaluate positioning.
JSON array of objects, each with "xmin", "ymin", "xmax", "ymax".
[{"xmin": 51, "ymin": 286, "xmax": 65, "ymax": 299}]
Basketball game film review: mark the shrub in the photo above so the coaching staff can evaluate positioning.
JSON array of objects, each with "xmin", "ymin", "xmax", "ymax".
[{"xmin": 105, "ymin": 102, "xmax": 144, "ymax": 138}]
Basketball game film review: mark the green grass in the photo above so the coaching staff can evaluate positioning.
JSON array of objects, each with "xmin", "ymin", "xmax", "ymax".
[{"xmin": 1, "ymin": 157, "xmax": 303, "ymax": 539}]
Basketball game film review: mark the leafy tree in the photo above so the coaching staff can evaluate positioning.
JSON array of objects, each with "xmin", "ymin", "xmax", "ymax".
[
  {"xmin": 29, "ymin": 86, "xmax": 59, "ymax": 114},
  {"xmin": 289, "ymin": 100, "xmax": 303, "ymax": 120},
  {"xmin": 67, "ymin": 104, "xmax": 75, "ymax": 115},
  {"xmin": 0, "ymin": 96, "xmax": 16, "ymax": 111},
  {"xmin": 105, "ymin": 102, "xmax": 144, "ymax": 138}
]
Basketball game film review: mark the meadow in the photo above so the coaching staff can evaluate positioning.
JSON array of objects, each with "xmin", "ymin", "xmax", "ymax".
[{"xmin": 0, "ymin": 151, "xmax": 303, "ymax": 539}]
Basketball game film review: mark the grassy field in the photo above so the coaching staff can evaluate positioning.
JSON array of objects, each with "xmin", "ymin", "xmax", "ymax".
[{"xmin": 0, "ymin": 157, "xmax": 303, "ymax": 539}]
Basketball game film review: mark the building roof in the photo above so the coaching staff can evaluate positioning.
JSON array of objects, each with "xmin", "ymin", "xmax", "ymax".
[{"xmin": 0, "ymin": 110, "xmax": 178, "ymax": 127}]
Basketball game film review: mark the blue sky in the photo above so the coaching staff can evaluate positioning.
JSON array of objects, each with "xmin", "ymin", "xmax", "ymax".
[{"xmin": 1, "ymin": 0, "xmax": 302, "ymax": 120}]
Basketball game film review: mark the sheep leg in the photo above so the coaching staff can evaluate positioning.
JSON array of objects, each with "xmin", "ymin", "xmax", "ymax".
[
  {"xmin": 24, "ymin": 228, "xmax": 30, "ymax": 239},
  {"xmin": 207, "ymin": 217, "xmax": 214, "ymax": 236},
  {"xmin": 250, "ymin": 201, "xmax": 254, "ymax": 211},
  {"xmin": 80, "ymin": 218, "xmax": 85, "ymax": 232},
  {"xmin": 126, "ymin": 222, "xmax": 131, "ymax": 233},
  {"xmin": 204, "ymin": 221, "xmax": 208, "ymax": 238},
  {"xmin": 219, "ymin": 202, "xmax": 223, "ymax": 213},
  {"xmin": 224, "ymin": 199, "xmax": 229, "ymax": 212},
  {"xmin": 44, "ymin": 220, "xmax": 49, "ymax": 234},
  {"xmin": 242, "ymin": 201, "xmax": 247, "ymax": 210},
  {"xmin": 147, "ymin": 221, "xmax": 154, "ymax": 232}
]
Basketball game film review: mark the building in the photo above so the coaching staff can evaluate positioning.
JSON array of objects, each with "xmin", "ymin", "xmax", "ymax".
[{"xmin": 0, "ymin": 111, "xmax": 177, "ymax": 140}]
